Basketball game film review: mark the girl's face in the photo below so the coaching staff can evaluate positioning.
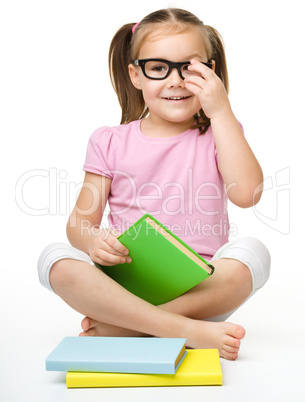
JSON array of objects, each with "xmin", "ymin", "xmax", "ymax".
[{"xmin": 129, "ymin": 29, "xmax": 209, "ymax": 130}]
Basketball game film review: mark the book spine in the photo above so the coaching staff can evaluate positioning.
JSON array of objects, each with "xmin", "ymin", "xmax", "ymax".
[
  {"xmin": 143, "ymin": 214, "xmax": 214, "ymax": 274},
  {"xmin": 47, "ymin": 361, "xmax": 176, "ymax": 374},
  {"xmin": 66, "ymin": 372, "xmax": 222, "ymax": 388}
]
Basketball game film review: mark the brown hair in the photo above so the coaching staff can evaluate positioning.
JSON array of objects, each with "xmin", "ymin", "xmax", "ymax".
[{"xmin": 109, "ymin": 8, "xmax": 229, "ymax": 134}]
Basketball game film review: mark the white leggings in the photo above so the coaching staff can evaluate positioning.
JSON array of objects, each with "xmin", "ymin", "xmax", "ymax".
[{"xmin": 37, "ymin": 237, "xmax": 271, "ymax": 322}]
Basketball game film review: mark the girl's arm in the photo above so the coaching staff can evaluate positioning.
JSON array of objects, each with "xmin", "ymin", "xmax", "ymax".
[
  {"xmin": 186, "ymin": 60, "xmax": 263, "ymax": 208},
  {"xmin": 210, "ymin": 109, "xmax": 263, "ymax": 208},
  {"xmin": 66, "ymin": 172, "xmax": 130, "ymax": 265}
]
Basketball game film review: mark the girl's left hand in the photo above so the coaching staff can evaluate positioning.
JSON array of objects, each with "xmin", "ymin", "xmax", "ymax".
[{"xmin": 185, "ymin": 59, "xmax": 231, "ymax": 120}]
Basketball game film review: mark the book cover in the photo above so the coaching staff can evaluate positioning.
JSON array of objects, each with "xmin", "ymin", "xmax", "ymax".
[
  {"xmin": 97, "ymin": 213, "xmax": 214, "ymax": 305},
  {"xmin": 66, "ymin": 349, "xmax": 222, "ymax": 388},
  {"xmin": 46, "ymin": 336, "xmax": 187, "ymax": 375}
]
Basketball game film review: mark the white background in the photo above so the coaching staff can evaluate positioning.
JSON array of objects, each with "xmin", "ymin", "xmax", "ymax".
[{"xmin": 1, "ymin": 0, "xmax": 303, "ymax": 401}]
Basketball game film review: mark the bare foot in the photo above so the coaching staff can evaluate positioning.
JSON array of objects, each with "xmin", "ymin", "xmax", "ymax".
[
  {"xmin": 79, "ymin": 317, "xmax": 149, "ymax": 338},
  {"xmin": 186, "ymin": 319, "xmax": 246, "ymax": 360},
  {"xmin": 80, "ymin": 317, "xmax": 245, "ymax": 360}
]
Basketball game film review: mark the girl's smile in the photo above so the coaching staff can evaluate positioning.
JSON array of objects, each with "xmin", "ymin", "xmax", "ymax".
[
  {"xmin": 129, "ymin": 30, "xmax": 209, "ymax": 135},
  {"xmin": 162, "ymin": 95, "xmax": 192, "ymax": 101}
]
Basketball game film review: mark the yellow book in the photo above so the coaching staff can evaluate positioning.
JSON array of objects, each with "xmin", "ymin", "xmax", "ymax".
[{"xmin": 66, "ymin": 349, "xmax": 222, "ymax": 388}]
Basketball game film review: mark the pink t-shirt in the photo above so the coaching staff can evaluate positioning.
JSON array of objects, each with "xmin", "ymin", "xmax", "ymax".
[{"xmin": 83, "ymin": 119, "xmax": 229, "ymax": 260}]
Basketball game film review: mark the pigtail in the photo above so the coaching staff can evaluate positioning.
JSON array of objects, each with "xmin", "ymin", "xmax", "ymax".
[
  {"xmin": 205, "ymin": 25, "xmax": 229, "ymax": 93},
  {"xmin": 108, "ymin": 23, "xmax": 148, "ymax": 124}
]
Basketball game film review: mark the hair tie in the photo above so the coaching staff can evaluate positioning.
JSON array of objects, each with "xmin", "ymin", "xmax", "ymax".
[{"xmin": 132, "ymin": 22, "xmax": 141, "ymax": 34}]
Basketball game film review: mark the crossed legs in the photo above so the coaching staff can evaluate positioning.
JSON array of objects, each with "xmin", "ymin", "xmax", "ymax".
[
  {"xmin": 39, "ymin": 237, "xmax": 270, "ymax": 360},
  {"xmin": 49, "ymin": 257, "xmax": 251, "ymax": 360}
]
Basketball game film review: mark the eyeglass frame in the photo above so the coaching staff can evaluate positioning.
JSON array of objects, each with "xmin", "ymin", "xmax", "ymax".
[{"xmin": 132, "ymin": 58, "xmax": 213, "ymax": 81}]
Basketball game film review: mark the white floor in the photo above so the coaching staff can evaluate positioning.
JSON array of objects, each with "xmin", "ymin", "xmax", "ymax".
[{"xmin": 1, "ymin": 238, "xmax": 304, "ymax": 402}]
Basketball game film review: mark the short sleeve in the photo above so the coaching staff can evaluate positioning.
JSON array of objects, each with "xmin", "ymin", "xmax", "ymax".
[{"xmin": 83, "ymin": 127, "xmax": 115, "ymax": 179}]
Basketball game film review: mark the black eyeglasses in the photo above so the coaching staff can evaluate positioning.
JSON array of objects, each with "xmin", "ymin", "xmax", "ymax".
[{"xmin": 133, "ymin": 58, "xmax": 213, "ymax": 80}]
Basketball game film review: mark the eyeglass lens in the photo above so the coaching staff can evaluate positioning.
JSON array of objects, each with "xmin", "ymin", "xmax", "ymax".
[{"xmin": 144, "ymin": 60, "xmax": 202, "ymax": 80}]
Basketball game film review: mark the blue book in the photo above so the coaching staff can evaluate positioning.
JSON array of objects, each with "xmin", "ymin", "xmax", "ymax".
[{"xmin": 46, "ymin": 337, "xmax": 187, "ymax": 375}]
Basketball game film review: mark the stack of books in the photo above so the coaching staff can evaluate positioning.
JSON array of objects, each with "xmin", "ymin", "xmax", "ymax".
[{"xmin": 46, "ymin": 337, "xmax": 223, "ymax": 388}]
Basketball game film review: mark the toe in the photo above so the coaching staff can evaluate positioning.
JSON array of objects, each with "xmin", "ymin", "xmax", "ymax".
[
  {"xmin": 223, "ymin": 344, "xmax": 240, "ymax": 353},
  {"xmin": 235, "ymin": 325, "xmax": 246, "ymax": 340},
  {"xmin": 81, "ymin": 317, "xmax": 90, "ymax": 331},
  {"xmin": 81, "ymin": 317, "xmax": 98, "ymax": 331},
  {"xmin": 79, "ymin": 328, "xmax": 96, "ymax": 337},
  {"xmin": 224, "ymin": 334, "xmax": 241, "ymax": 349},
  {"xmin": 225, "ymin": 322, "xmax": 246, "ymax": 340},
  {"xmin": 220, "ymin": 348, "xmax": 239, "ymax": 360}
]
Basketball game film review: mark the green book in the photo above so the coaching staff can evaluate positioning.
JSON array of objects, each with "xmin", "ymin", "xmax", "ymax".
[{"xmin": 96, "ymin": 214, "xmax": 214, "ymax": 305}]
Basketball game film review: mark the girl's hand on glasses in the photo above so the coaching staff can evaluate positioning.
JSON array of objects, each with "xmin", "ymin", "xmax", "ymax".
[{"xmin": 185, "ymin": 59, "xmax": 231, "ymax": 121}]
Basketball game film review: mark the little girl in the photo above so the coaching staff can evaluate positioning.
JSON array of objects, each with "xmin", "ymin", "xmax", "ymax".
[{"xmin": 38, "ymin": 8, "xmax": 270, "ymax": 360}]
